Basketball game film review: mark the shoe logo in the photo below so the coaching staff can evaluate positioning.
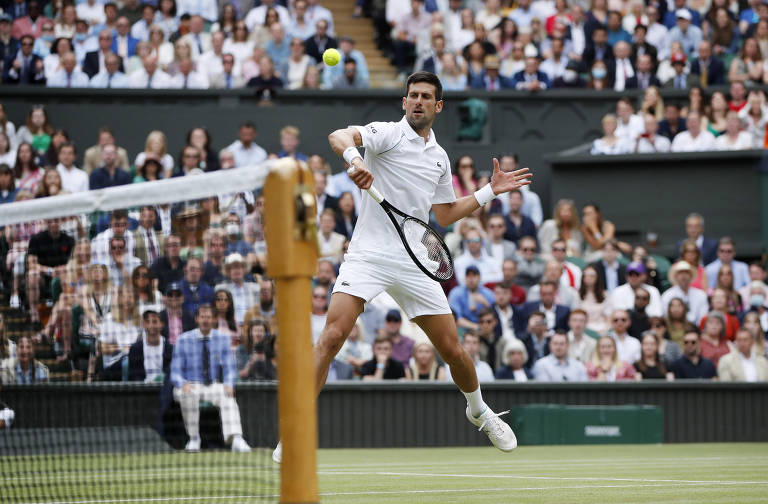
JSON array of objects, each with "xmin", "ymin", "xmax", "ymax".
[{"xmin": 341, "ymin": 281, "xmax": 350, "ymax": 286}]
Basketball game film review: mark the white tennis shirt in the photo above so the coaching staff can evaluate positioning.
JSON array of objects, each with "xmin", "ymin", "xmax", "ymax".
[{"xmin": 349, "ymin": 116, "xmax": 455, "ymax": 261}]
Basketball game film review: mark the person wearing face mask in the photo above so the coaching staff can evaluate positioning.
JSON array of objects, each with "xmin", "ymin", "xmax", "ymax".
[
  {"xmin": 587, "ymin": 60, "xmax": 609, "ymax": 90},
  {"xmin": 746, "ymin": 281, "xmax": 768, "ymax": 327},
  {"xmin": 553, "ymin": 60, "xmax": 587, "ymax": 87},
  {"xmin": 223, "ymin": 213, "xmax": 254, "ymax": 257}
]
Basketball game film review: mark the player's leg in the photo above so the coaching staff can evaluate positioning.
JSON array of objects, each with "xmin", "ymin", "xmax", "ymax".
[{"xmin": 313, "ymin": 292, "xmax": 365, "ymax": 396}]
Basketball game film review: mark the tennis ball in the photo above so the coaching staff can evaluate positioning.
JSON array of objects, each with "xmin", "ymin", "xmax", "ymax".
[{"xmin": 323, "ymin": 48, "xmax": 341, "ymax": 66}]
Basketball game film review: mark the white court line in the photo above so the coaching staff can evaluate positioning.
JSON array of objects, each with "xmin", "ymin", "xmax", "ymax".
[
  {"xmin": 17, "ymin": 481, "xmax": 766, "ymax": 504},
  {"xmin": 317, "ymin": 471, "xmax": 768, "ymax": 486}
]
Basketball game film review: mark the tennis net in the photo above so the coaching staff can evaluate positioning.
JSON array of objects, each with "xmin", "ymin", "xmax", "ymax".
[{"xmin": 0, "ymin": 165, "xmax": 280, "ymax": 503}]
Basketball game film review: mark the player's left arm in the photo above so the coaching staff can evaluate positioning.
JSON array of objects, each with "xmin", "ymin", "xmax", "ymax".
[{"xmin": 431, "ymin": 158, "xmax": 531, "ymax": 227}]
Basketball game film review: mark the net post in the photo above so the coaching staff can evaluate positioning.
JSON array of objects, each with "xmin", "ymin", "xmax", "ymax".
[{"xmin": 264, "ymin": 159, "xmax": 319, "ymax": 504}]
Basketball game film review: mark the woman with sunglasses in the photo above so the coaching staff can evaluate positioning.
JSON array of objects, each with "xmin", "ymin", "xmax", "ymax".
[{"xmin": 646, "ymin": 318, "xmax": 683, "ymax": 368}]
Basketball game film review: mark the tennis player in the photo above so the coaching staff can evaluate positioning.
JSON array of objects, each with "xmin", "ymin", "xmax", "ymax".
[{"xmin": 273, "ymin": 71, "xmax": 531, "ymax": 462}]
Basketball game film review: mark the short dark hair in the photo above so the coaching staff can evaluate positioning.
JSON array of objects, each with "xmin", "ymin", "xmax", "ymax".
[
  {"xmin": 477, "ymin": 307, "xmax": 495, "ymax": 320},
  {"xmin": 405, "ymin": 71, "xmax": 443, "ymax": 101},
  {"xmin": 195, "ymin": 303, "xmax": 214, "ymax": 318},
  {"xmin": 240, "ymin": 121, "xmax": 257, "ymax": 131},
  {"xmin": 59, "ymin": 142, "xmax": 76, "ymax": 154},
  {"xmin": 684, "ymin": 326, "xmax": 701, "ymax": 338},
  {"xmin": 111, "ymin": 209, "xmax": 128, "ymax": 222}
]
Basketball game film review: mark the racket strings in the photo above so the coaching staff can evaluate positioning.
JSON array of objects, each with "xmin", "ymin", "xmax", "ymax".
[{"xmin": 401, "ymin": 218, "xmax": 453, "ymax": 281}]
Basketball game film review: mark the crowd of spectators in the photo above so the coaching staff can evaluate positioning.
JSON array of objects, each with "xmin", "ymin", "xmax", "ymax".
[
  {"xmin": 0, "ymin": 102, "xmax": 766, "ymax": 392},
  {"xmin": 590, "ymin": 84, "xmax": 768, "ymax": 153},
  {"xmin": 0, "ymin": 0, "xmax": 372, "ymax": 90}
]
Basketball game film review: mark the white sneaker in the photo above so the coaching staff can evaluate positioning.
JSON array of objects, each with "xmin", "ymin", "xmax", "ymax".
[
  {"xmin": 231, "ymin": 435, "xmax": 251, "ymax": 453},
  {"xmin": 272, "ymin": 441, "xmax": 282, "ymax": 464},
  {"xmin": 185, "ymin": 437, "xmax": 201, "ymax": 452},
  {"xmin": 466, "ymin": 406, "xmax": 517, "ymax": 452}
]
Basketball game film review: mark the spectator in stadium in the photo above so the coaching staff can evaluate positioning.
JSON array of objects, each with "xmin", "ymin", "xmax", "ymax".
[
  {"xmin": 171, "ymin": 304, "xmax": 251, "ymax": 452},
  {"xmin": 667, "ymin": 9, "xmax": 703, "ymax": 58},
  {"xmin": 82, "ymin": 127, "xmax": 130, "ymax": 174},
  {"xmin": 14, "ymin": 143, "xmax": 43, "ymax": 194},
  {"xmin": 158, "ymin": 282, "xmax": 193, "ymax": 345},
  {"xmin": 102, "ymin": 236, "xmax": 142, "ymax": 288},
  {"xmin": 131, "ymin": 206, "xmax": 162, "ymax": 267},
  {"xmin": 330, "ymin": 57, "xmax": 366, "ymax": 89},
  {"xmin": 493, "ymin": 338, "xmax": 529, "ymax": 380},
  {"xmin": 133, "ymin": 131, "xmax": 174, "ymax": 179},
  {"xmin": 529, "ymin": 260, "xmax": 579, "ymax": 309},
  {"xmin": 2, "ymin": 34, "xmax": 45, "ymax": 85},
  {"xmin": 179, "ymin": 256, "xmax": 214, "ymax": 315},
  {"xmin": 585, "ymin": 335, "xmax": 637, "ymax": 381},
  {"xmin": 224, "ymin": 122, "xmax": 267, "ymax": 169},
  {"xmin": 500, "ymin": 40, "xmax": 526, "ymax": 79},
  {"xmin": 34, "ymin": 168, "xmax": 63, "ymax": 198},
  {"xmin": 98, "ymin": 284, "xmax": 141, "ymax": 381},
  {"xmin": 582, "ymin": 25, "xmax": 614, "ymax": 72},
  {"xmin": 245, "ymin": 0, "xmax": 290, "ymax": 31},
  {"xmin": 112, "ymin": 16, "xmax": 139, "ymax": 59},
  {"xmin": 243, "ymin": 277, "xmax": 276, "ymax": 332},
  {"xmin": 512, "ymin": 50, "xmax": 550, "ymax": 90},
  {"xmin": 449, "ymin": 265, "xmax": 495, "ymax": 331},
  {"xmin": 245, "ymin": 54, "xmax": 283, "ymax": 95},
  {"xmin": 663, "ymin": 51, "xmax": 696, "ymax": 89},
  {"xmin": 210, "ymin": 288, "xmax": 237, "ymax": 347},
  {"xmin": 277, "ymin": 37, "xmax": 310, "ymax": 89},
  {"xmin": 514, "ymin": 236, "xmax": 544, "ymax": 290},
  {"xmin": 437, "ymin": 52, "xmax": 468, "ymax": 90},
  {"xmin": 304, "ymin": 18, "xmax": 336, "ymax": 64},
  {"xmin": 610, "ymin": 41, "xmax": 634, "ymax": 91},
  {"xmin": 454, "ymin": 229, "xmax": 503, "ymax": 285},
  {"xmin": 540, "ymin": 37, "xmax": 568, "ymax": 83},
  {"xmin": 315, "ymin": 209, "xmax": 344, "ymax": 265},
  {"xmin": 46, "ymin": 51, "xmax": 88, "ymax": 87},
  {"xmin": 25, "ymin": 217, "xmax": 74, "ymax": 325},
  {"xmin": 332, "ymin": 192, "xmax": 356, "ymax": 240},
  {"xmin": 705, "ymin": 237, "xmax": 750, "ymax": 290},
  {"xmin": 332, "ymin": 320, "xmax": 370, "ymax": 378},
  {"xmin": 716, "ymin": 111, "xmax": 754, "ymax": 150},
  {"xmin": 132, "ymin": 264, "xmax": 163, "ymax": 313},
  {"xmin": 628, "ymin": 286, "xmax": 652, "ymax": 338},
  {"xmin": 516, "ymin": 279, "xmax": 571, "ymax": 335},
  {"xmin": 0, "ymin": 133, "xmax": 15, "ymax": 169},
  {"xmin": 718, "ymin": 327, "xmax": 768, "ymax": 381},
  {"xmin": 169, "ymin": 57, "xmax": 208, "ymax": 88},
  {"xmin": 224, "ymin": 21, "xmax": 255, "ymax": 67},
  {"xmin": 489, "ymin": 282, "xmax": 514, "ymax": 340},
  {"xmin": 323, "ymin": 36, "xmax": 369, "ymax": 89},
  {"xmin": 625, "ymin": 54, "xmax": 659, "ymax": 90},
  {"xmin": 580, "ymin": 203, "xmax": 620, "ymax": 262},
  {"xmin": 92, "ymin": 209, "xmax": 135, "ymax": 265},
  {"xmin": 392, "ymin": 0, "xmax": 430, "ymax": 76},
  {"xmin": 671, "ymin": 111, "xmax": 717, "ymax": 151},
  {"xmin": 702, "ymin": 289, "xmax": 740, "ymax": 340},
  {"xmin": 679, "ymin": 239, "xmax": 708, "ymax": 291},
  {"xmin": 699, "ymin": 311, "xmax": 734, "ymax": 367},
  {"xmin": 690, "ymin": 40, "xmax": 725, "ymax": 86},
  {"xmin": 739, "ymin": 90, "xmax": 768, "ymax": 147},
  {"xmin": 670, "ymin": 328, "xmax": 717, "ymax": 379},
  {"xmin": 553, "ymin": 59, "xmax": 587, "ymax": 87},
  {"xmin": 635, "ymin": 113, "xmax": 671, "ymax": 153},
  {"xmin": 236, "ymin": 318, "xmax": 267, "ymax": 375},
  {"xmin": 176, "ymin": 15, "xmax": 209, "ymax": 61},
  {"xmin": 470, "ymin": 54, "xmax": 510, "ymax": 90},
  {"xmin": 128, "ymin": 306, "xmax": 173, "ymax": 382},
  {"xmin": 0, "ymin": 393, "xmax": 14, "ymax": 429},
  {"xmin": 708, "ymin": 265, "xmax": 743, "ymax": 316},
  {"xmin": 533, "ymin": 330, "xmax": 588, "ymax": 382},
  {"xmin": 588, "ymin": 240, "xmax": 624, "ymax": 293},
  {"xmin": 498, "ymin": 190, "xmax": 536, "ymax": 246},
  {"xmin": 634, "ymin": 332, "xmax": 672, "ymax": 380},
  {"xmin": 89, "ymin": 51, "xmax": 130, "ymax": 88},
  {"xmin": 89, "ymin": 143, "xmax": 132, "ymax": 190},
  {"xmin": 740, "ymin": 264, "xmax": 768, "ymax": 310},
  {"xmin": 647, "ymin": 319, "xmax": 683, "ymax": 368},
  {"xmin": 703, "ymin": 91, "xmax": 729, "ymax": 136},
  {"xmin": 743, "ymin": 303, "xmax": 768, "ymax": 350},
  {"xmin": 538, "ymin": 199, "xmax": 582, "ymax": 258},
  {"xmin": 201, "ymin": 230, "xmax": 226, "ymax": 287},
  {"xmin": 483, "ymin": 214, "xmax": 517, "ymax": 270},
  {"xmin": 729, "ymin": 37, "xmax": 763, "ymax": 84},
  {"xmin": 639, "ymin": 86, "xmax": 665, "ymax": 121},
  {"xmin": 0, "ymin": 163, "xmax": 17, "ymax": 204},
  {"xmin": 474, "ymin": 307, "xmax": 504, "ymax": 371},
  {"xmin": 361, "ymin": 335, "xmax": 408, "ymax": 380},
  {"xmin": 309, "ymin": 284, "xmax": 328, "ymax": 345},
  {"xmin": 608, "ymin": 309, "xmax": 641, "ymax": 364},
  {"xmin": 590, "ymin": 114, "xmax": 630, "ymax": 155},
  {"xmin": 150, "ymin": 234, "xmax": 184, "ymax": 294},
  {"xmin": 663, "ymin": 297, "xmax": 696, "ymax": 347},
  {"xmin": 84, "ymin": 30, "xmax": 121, "ymax": 79},
  {"xmin": 576, "ymin": 265, "xmax": 611, "ymax": 335},
  {"xmin": 452, "ymin": 155, "xmax": 477, "ymax": 198},
  {"xmin": 663, "ymin": 261, "xmax": 709, "ymax": 325},
  {"xmin": 408, "ymin": 342, "xmax": 446, "ymax": 381},
  {"xmin": 0, "ymin": 335, "xmax": 49, "ymax": 383},
  {"xmin": 128, "ymin": 54, "xmax": 173, "ymax": 88},
  {"xmin": 674, "ymin": 213, "xmax": 718, "ymax": 265},
  {"xmin": 566, "ymin": 309, "xmax": 596, "ymax": 363},
  {"xmin": 215, "ymin": 253, "xmax": 259, "ymax": 326}
]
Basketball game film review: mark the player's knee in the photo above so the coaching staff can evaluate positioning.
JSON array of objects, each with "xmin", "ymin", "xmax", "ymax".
[
  {"xmin": 317, "ymin": 324, "xmax": 347, "ymax": 354},
  {"xmin": 440, "ymin": 343, "xmax": 465, "ymax": 366}
]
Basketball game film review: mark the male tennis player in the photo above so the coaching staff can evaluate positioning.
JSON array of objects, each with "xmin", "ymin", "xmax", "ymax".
[{"xmin": 273, "ymin": 71, "xmax": 531, "ymax": 462}]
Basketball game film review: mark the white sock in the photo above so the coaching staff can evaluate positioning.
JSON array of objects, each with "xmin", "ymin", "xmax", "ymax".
[{"xmin": 462, "ymin": 387, "xmax": 487, "ymax": 418}]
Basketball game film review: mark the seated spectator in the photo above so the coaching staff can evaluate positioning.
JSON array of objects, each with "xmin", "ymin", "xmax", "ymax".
[
  {"xmin": 316, "ymin": 209, "xmax": 346, "ymax": 265},
  {"xmin": 548, "ymin": 239, "xmax": 582, "ymax": 289},
  {"xmin": 539, "ymin": 199, "xmax": 582, "ymax": 258},
  {"xmin": 540, "ymin": 37, "xmax": 568, "ymax": 83},
  {"xmin": 628, "ymin": 286, "xmax": 652, "ymax": 338},
  {"xmin": 512, "ymin": 51, "xmax": 551, "ymax": 90},
  {"xmin": 704, "ymin": 91, "xmax": 729, "ymax": 136},
  {"xmin": 246, "ymin": 54, "xmax": 283, "ymax": 95},
  {"xmin": 663, "ymin": 261, "xmax": 711, "ymax": 327},
  {"xmin": 663, "ymin": 51, "xmax": 697, "ymax": 89},
  {"xmin": 577, "ymin": 265, "xmax": 611, "ymax": 335},
  {"xmin": 170, "ymin": 304, "xmax": 251, "ymax": 452},
  {"xmin": 0, "ymin": 335, "xmax": 49, "ymax": 383},
  {"xmin": 408, "ymin": 342, "xmax": 446, "ymax": 381},
  {"xmin": 591, "ymin": 113, "xmax": 631, "ymax": 155},
  {"xmin": 449, "ymin": 266, "xmax": 495, "ymax": 331},
  {"xmin": 582, "ymin": 25, "xmax": 614, "ymax": 72},
  {"xmin": 222, "ymin": 213, "xmax": 254, "ymax": 257},
  {"xmin": 102, "ymin": 236, "xmax": 142, "ymax": 287},
  {"xmin": 738, "ymin": 90, "xmax": 768, "ymax": 147},
  {"xmin": 608, "ymin": 308, "xmax": 641, "ymax": 363},
  {"xmin": 679, "ymin": 239, "xmax": 708, "ymax": 291},
  {"xmin": 333, "ymin": 192, "xmax": 356, "ymax": 240},
  {"xmin": 495, "ymin": 338, "xmax": 533, "ymax": 380},
  {"xmin": 310, "ymin": 285, "xmax": 327, "ymax": 344},
  {"xmin": 635, "ymin": 113, "xmax": 671, "ymax": 153},
  {"xmin": 705, "ymin": 237, "xmax": 750, "ymax": 291},
  {"xmin": 699, "ymin": 310, "xmax": 734, "ymax": 366},
  {"xmin": 611, "ymin": 41, "xmax": 635, "ymax": 91},
  {"xmin": 580, "ymin": 203, "xmax": 622, "ymax": 262},
  {"xmin": 98, "ymin": 285, "xmax": 141, "ymax": 381},
  {"xmin": 211, "ymin": 289, "xmax": 238, "ymax": 348},
  {"xmin": 702, "ymin": 288, "xmax": 740, "ymax": 340},
  {"xmin": 475, "ymin": 307, "xmax": 504, "ymax": 371},
  {"xmin": 514, "ymin": 280, "xmax": 570, "ymax": 336},
  {"xmin": 381, "ymin": 309, "xmax": 414, "ymax": 368},
  {"xmin": 585, "ymin": 335, "xmax": 637, "ymax": 381},
  {"xmin": 47, "ymin": 52, "xmax": 89, "ymax": 87},
  {"xmin": 658, "ymin": 103, "xmax": 687, "ymax": 141},
  {"xmin": 237, "ymin": 318, "xmax": 271, "ymax": 379},
  {"xmin": 304, "ymin": 18, "xmax": 337, "ymax": 64},
  {"xmin": 438, "ymin": 52, "xmax": 468, "ymax": 90},
  {"xmin": 215, "ymin": 253, "xmax": 259, "ymax": 327},
  {"xmin": 392, "ymin": 0, "xmax": 430, "ymax": 75},
  {"xmin": 335, "ymin": 320, "xmax": 372, "ymax": 378},
  {"xmin": 634, "ymin": 332, "xmax": 672, "ymax": 380},
  {"xmin": 647, "ymin": 320, "xmax": 683, "ymax": 368},
  {"xmin": 529, "ymin": 260, "xmax": 580, "ymax": 309},
  {"xmin": 690, "ymin": 40, "xmax": 726, "ymax": 88},
  {"xmin": 718, "ymin": 328, "xmax": 768, "ymax": 381},
  {"xmin": 716, "ymin": 111, "xmax": 753, "ymax": 150},
  {"xmin": 589, "ymin": 239, "xmax": 625, "ymax": 294},
  {"xmin": 151, "ymin": 234, "xmax": 185, "ymax": 294},
  {"xmin": 361, "ymin": 336, "xmax": 408, "ymax": 380},
  {"xmin": 445, "ymin": 330, "xmax": 494, "ymax": 382},
  {"xmin": 454, "ymin": 229, "xmax": 503, "ymax": 285},
  {"xmin": 89, "ymin": 144, "xmax": 132, "ymax": 190},
  {"xmin": 674, "ymin": 212, "xmax": 717, "ymax": 265},
  {"xmin": 244, "ymin": 278, "xmax": 277, "ymax": 332},
  {"xmin": 180, "ymin": 257, "xmax": 214, "ymax": 314},
  {"xmin": 667, "ymin": 9, "xmax": 702, "ymax": 58},
  {"xmin": 496, "ymin": 191, "xmax": 537, "ymax": 249},
  {"xmin": 491, "ymin": 281, "xmax": 517, "ymax": 340},
  {"xmin": 740, "ymin": 264, "xmax": 768, "ymax": 311},
  {"xmin": 472, "ymin": 54, "xmax": 513, "ymax": 90},
  {"xmin": 729, "ymin": 37, "xmax": 763, "ymax": 85},
  {"xmin": 82, "ymin": 127, "xmax": 131, "ymax": 174},
  {"xmin": 627, "ymin": 54, "xmax": 660, "ymax": 90},
  {"xmin": 532, "ymin": 330, "xmax": 588, "ymax": 381},
  {"xmin": 553, "ymin": 59, "xmax": 588, "ymax": 87},
  {"xmin": 25, "ymin": 217, "xmax": 74, "ymax": 325},
  {"xmin": 160, "ymin": 282, "xmax": 195, "ymax": 345},
  {"xmin": 664, "ymin": 297, "xmax": 697, "ymax": 347},
  {"xmin": 670, "ymin": 328, "xmax": 717, "ymax": 379},
  {"xmin": 2, "ymin": 34, "xmax": 46, "ymax": 85},
  {"xmin": 567, "ymin": 309, "xmax": 597, "ymax": 363},
  {"xmin": 128, "ymin": 306, "xmax": 173, "ymax": 382},
  {"xmin": 132, "ymin": 265, "xmax": 163, "ymax": 314},
  {"xmin": 671, "ymin": 111, "xmax": 717, "ymax": 151}
]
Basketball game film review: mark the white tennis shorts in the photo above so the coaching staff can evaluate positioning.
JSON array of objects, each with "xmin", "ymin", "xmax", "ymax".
[{"xmin": 332, "ymin": 253, "xmax": 452, "ymax": 320}]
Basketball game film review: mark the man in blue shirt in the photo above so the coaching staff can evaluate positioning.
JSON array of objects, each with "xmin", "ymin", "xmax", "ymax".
[
  {"xmin": 180, "ymin": 257, "xmax": 215, "ymax": 315},
  {"xmin": 171, "ymin": 304, "xmax": 251, "ymax": 452},
  {"xmin": 670, "ymin": 328, "xmax": 717, "ymax": 379},
  {"xmin": 448, "ymin": 266, "xmax": 495, "ymax": 331},
  {"xmin": 532, "ymin": 331, "xmax": 588, "ymax": 381}
]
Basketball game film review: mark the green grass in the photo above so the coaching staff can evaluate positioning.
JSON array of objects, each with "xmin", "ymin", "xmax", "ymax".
[{"xmin": 2, "ymin": 444, "xmax": 767, "ymax": 503}]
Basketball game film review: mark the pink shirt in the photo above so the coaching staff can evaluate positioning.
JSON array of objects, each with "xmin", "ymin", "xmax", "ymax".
[{"xmin": 167, "ymin": 313, "xmax": 182, "ymax": 345}]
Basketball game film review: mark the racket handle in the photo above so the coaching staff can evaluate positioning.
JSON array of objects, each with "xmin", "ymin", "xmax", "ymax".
[{"xmin": 347, "ymin": 166, "xmax": 384, "ymax": 204}]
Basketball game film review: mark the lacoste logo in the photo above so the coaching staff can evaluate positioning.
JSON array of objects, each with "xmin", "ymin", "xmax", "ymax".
[{"xmin": 341, "ymin": 281, "xmax": 350, "ymax": 286}]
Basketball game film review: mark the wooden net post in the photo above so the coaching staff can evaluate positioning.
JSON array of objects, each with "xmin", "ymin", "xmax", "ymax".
[{"xmin": 264, "ymin": 159, "xmax": 319, "ymax": 504}]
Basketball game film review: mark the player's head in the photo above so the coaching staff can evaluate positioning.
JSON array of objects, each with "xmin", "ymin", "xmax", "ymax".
[{"xmin": 402, "ymin": 71, "xmax": 443, "ymax": 132}]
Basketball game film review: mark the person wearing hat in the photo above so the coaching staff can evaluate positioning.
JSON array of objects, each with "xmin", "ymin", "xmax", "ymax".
[
  {"xmin": 448, "ymin": 265, "xmax": 496, "ymax": 330},
  {"xmin": 663, "ymin": 51, "xmax": 697, "ymax": 88},
  {"xmin": 512, "ymin": 47, "xmax": 551, "ymax": 90},
  {"xmin": 610, "ymin": 261, "xmax": 663, "ymax": 317},
  {"xmin": 382, "ymin": 308, "xmax": 415, "ymax": 368},
  {"xmin": 159, "ymin": 282, "xmax": 195, "ymax": 345},
  {"xmin": 667, "ymin": 8, "xmax": 703, "ymax": 59},
  {"xmin": 661, "ymin": 260, "xmax": 709, "ymax": 325},
  {"xmin": 214, "ymin": 253, "xmax": 260, "ymax": 326},
  {"xmin": 470, "ymin": 54, "xmax": 512, "ymax": 90},
  {"xmin": 663, "ymin": 0, "xmax": 702, "ymax": 29},
  {"xmin": 128, "ymin": 305, "xmax": 173, "ymax": 382}
]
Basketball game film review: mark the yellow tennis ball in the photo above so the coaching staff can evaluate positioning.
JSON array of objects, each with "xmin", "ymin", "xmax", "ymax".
[{"xmin": 323, "ymin": 48, "xmax": 341, "ymax": 66}]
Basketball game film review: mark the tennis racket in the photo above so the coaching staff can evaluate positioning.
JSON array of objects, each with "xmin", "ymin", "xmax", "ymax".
[{"xmin": 347, "ymin": 167, "xmax": 454, "ymax": 282}]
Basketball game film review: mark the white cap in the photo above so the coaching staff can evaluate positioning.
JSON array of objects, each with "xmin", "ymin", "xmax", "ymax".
[
  {"xmin": 676, "ymin": 9, "xmax": 692, "ymax": 20},
  {"xmin": 225, "ymin": 252, "xmax": 245, "ymax": 266},
  {"xmin": 524, "ymin": 44, "xmax": 539, "ymax": 58}
]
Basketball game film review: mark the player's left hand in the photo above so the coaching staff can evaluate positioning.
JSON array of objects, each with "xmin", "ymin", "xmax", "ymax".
[{"xmin": 489, "ymin": 158, "xmax": 532, "ymax": 195}]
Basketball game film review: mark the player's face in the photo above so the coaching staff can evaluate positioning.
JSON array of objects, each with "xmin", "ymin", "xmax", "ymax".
[{"xmin": 402, "ymin": 82, "xmax": 443, "ymax": 132}]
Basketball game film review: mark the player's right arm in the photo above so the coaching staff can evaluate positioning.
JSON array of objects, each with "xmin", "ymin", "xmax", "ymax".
[{"xmin": 328, "ymin": 127, "xmax": 373, "ymax": 190}]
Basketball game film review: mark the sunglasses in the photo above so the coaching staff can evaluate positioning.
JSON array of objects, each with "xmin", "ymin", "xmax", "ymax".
[
  {"xmin": 467, "ymin": 237, "xmax": 482, "ymax": 243},
  {"xmin": 612, "ymin": 318, "xmax": 628, "ymax": 322},
  {"xmin": 520, "ymin": 247, "xmax": 535, "ymax": 252},
  {"xmin": 168, "ymin": 291, "xmax": 183, "ymax": 297},
  {"xmin": 683, "ymin": 340, "xmax": 698, "ymax": 345},
  {"xmin": 636, "ymin": 296, "xmax": 650, "ymax": 301},
  {"xmin": 551, "ymin": 247, "xmax": 566, "ymax": 252}
]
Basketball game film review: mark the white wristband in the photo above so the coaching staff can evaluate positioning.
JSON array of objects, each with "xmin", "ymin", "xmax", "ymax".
[
  {"xmin": 343, "ymin": 146, "xmax": 362, "ymax": 166},
  {"xmin": 473, "ymin": 183, "xmax": 496, "ymax": 206}
]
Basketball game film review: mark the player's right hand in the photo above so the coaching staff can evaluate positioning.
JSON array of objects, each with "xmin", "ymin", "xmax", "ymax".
[{"xmin": 346, "ymin": 160, "xmax": 373, "ymax": 190}]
